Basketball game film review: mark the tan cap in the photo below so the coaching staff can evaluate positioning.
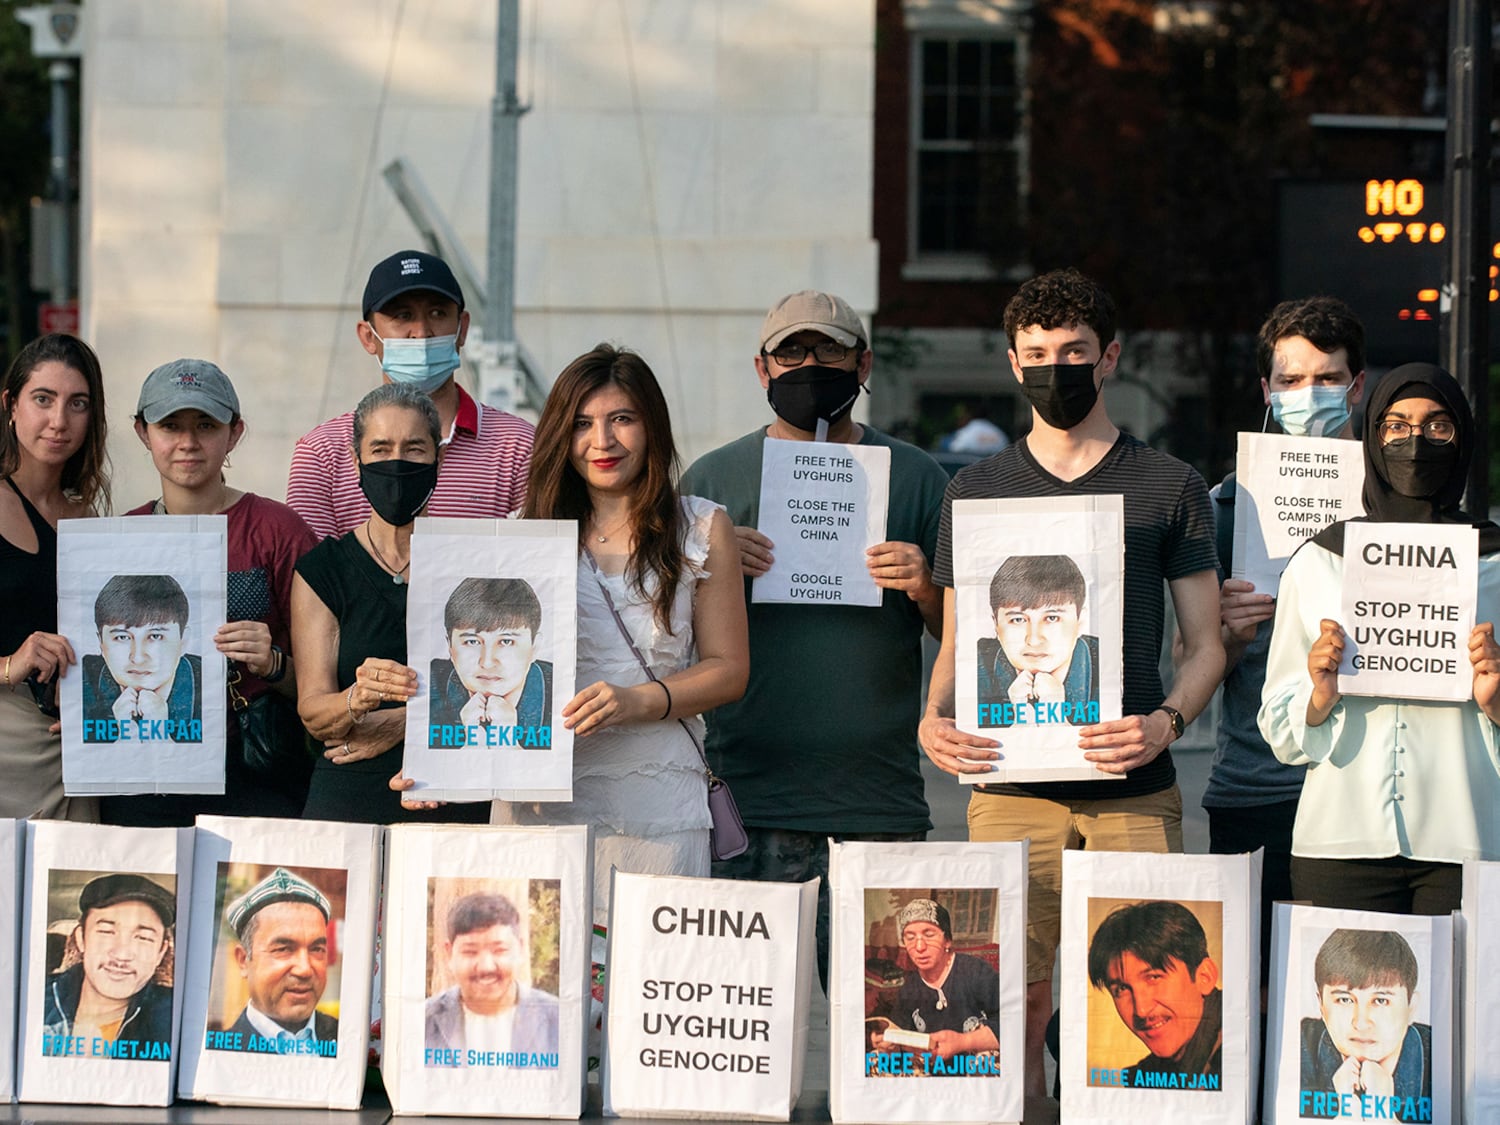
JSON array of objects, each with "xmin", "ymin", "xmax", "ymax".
[{"xmin": 760, "ymin": 290, "xmax": 867, "ymax": 351}]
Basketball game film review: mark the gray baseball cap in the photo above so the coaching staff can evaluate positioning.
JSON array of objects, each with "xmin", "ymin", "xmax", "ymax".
[{"xmin": 137, "ymin": 359, "xmax": 240, "ymax": 424}]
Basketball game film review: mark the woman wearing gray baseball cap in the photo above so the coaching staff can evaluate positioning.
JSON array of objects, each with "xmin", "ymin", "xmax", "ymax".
[{"xmin": 100, "ymin": 358, "xmax": 319, "ymax": 826}]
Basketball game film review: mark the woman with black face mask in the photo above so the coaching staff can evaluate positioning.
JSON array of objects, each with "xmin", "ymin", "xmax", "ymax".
[
  {"xmin": 1259, "ymin": 363, "xmax": 1500, "ymax": 915},
  {"xmin": 290, "ymin": 383, "xmax": 488, "ymax": 824}
]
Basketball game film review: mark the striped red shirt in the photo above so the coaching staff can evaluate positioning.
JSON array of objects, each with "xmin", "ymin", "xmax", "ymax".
[{"xmin": 285, "ymin": 385, "xmax": 535, "ymax": 539}]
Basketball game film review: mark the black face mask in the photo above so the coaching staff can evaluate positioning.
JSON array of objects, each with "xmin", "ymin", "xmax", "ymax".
[
  {"xmin": 766, "ymin": 364, "xmax": 863, "ymax": 434},
  {"xmin": 1381, "ymin": 436, "xmax": 1459, "ymax": 498},
  {"xmin": 359, "ymin": 458, "xmax": 438, "ymax": 526},
  {"xmin": 1019, "ymin": 361, "xmax": 1100, "ymax": 430}
]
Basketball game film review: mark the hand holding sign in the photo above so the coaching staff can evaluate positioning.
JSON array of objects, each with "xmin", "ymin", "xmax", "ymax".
[
  {"xmin": 734, "ymin": 527, "xmax": 774, "ymax": 578},
  {"xmin": 1307, "ymin": 619, "xmax": 1346, "ymax": 725},
  {"xmin": 1220, "ymin": 578, "xmax": 1276, "ymax": 641},
  {"xmin": 1471, "ymin": 622, "xmax": 1500, "ymax": 721}
]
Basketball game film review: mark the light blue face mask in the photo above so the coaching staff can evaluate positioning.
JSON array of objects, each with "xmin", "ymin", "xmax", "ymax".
[
  {"xmin": 373, "ymin": 331, "xmax": 461, "ymax": 394},
  {"xmin": 1268, "ymin": 384, "xmax": 1352, "ymax": 437}
]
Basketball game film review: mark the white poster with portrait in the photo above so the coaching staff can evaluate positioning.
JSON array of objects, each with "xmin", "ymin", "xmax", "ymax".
[
  {"xmin": 0, "ymin": 818, "xmax": 23, "ymax": 1100},
  {"xmin": 752, "ymin": 437, "xmax": 891, "ymax": 607},
  {"xmin": 17, "ymin": 820, "xmax": 192, "ymax": 1106},
  {"xmin": 381, "ymin": 823, "xmax": 590, "ymax": 1118},
  {"xmin": 1338, "ymin": 521, "xmax": 1478, "ymax": 702},
  {"xmin": 951, "ymin": 496, "xmax": 1125, "ymax": 783},
  {"xmin": 827, "ymin": 840, "xmax": 1027, "ymax": 1125},
  {"xmin": 1232, "ymin": 433, "xmax": 1365, "ymax": 593},
  {"xmin": 1059, "ymin": 849, "xmax": 1261, "ymax": 1125},
  {"xmin": 1264, "ymin": 903, "xmax": 1452, "ymax": 1125},
  {"xmin": 1461, "ymin": 861, "xmax": 1499, "ymax": 1122},
  {"xmin": 57, "ymin": 516, "xmax": 227, "ymax": 795},
  {"xmin": 176, "ymin": 816, "xmax": 382, "ymax": 1108},
  {"xmin": 401, "ymin": 517, "xmax": 578, "ymax": 803},
  {"xmin": 602, "ymin": 870, "xmax": 818, "ymax": 1121}
]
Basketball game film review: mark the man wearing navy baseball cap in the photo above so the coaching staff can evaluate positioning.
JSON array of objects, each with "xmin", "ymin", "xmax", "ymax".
[{"xmin": 285, "ymin": 249, "xmax": 535, "ymax": 540}]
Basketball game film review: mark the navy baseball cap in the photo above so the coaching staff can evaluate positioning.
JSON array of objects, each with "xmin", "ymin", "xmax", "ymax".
[{"xmin": 361, "ymin": 249, "xmax": 465, "ymax": 319}]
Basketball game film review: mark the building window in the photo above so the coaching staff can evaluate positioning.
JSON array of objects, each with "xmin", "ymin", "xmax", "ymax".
[{"xmin": 907, "ymin": 34, "xmax": 1026, "ymax": 279}]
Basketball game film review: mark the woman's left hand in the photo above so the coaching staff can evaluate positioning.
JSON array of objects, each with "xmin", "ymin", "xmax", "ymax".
[
  {"xmin": 1471, "ymin": 622, "xmax": 1500, "ymax": 720},
  {"xmin": 215, "ymin": 620, "xmax": 275, "ymax": 678},
  {"xmin": 349, "ymin": 657, "xmax": 418, "ymax": 717},
  {"xmin": 323, "ymin": 715, "xmax": 399, "ymax": 764},
  {"xmin": 563, "ymin": 680, "xmax": 659, "ymax": 736}
]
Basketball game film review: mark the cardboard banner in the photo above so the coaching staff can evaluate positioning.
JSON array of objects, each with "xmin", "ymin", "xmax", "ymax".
[
  {"xmin": 402, "ymin": 517, "xmax": 578, "ymax": 803},
  {"xmin": 0, "ymin": 819, "xmax": 22, "ymax": 1100},
  {"xmin": 381, "ymin": 823, "xmax": 591, "ymax": 1118},
  {"xmin": 951, "ymin": 496, "xmax": 1125, "ymax": 783},
  {"xmin": 602, "ymin": 870, "xmax": 818, "ymax": 1121},
  {"xmin": 1059, "ymin": 849, "xmax": 1262, "ymax": 1124},
  {"xmin": 57, "ymin": 516, "xmax": 228, "ymax": 795},
  {"xmin": 827, "ymin": 840, "xmax": 1027, "ymax": 1125},
  {"xmin": 175, "ymin": 816, "xmax": 382, "ymax": 1108},
  {"xmin": 1462, "ymin": 861, "xmax": 1500, "ymax": 1121},
  {"xmin": 752, "ymin": 437, "xmax": 891, "ymax": 607},
  {"xmin": 1265, "ymin": 903, "xmax": 1452, "ymax": 1124},
  {"xmin": 1338, "ymin": 522, "xmax": 1478, "ymax": 702},
  {"xmin": 17, "ymin": 820, "xmax": 192, "ymax": 1106},
  {"xmin": 1232, "ymin": 433, "xmax": 1364, "ymax": 593}
]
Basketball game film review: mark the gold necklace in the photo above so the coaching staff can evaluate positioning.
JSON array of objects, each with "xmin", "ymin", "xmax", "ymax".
[{"xmin": 364, "ymin": 520, "xmax": 411, "ymax": 585}]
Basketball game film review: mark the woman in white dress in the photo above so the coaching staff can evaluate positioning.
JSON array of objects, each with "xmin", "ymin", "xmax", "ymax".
[{"xmin": 427, "ymin": 344, "xmax": 748, "ymax": 921}]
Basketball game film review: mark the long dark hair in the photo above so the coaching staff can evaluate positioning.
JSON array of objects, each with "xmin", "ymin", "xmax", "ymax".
[
  {"xmin": 525, "ymin": 344, "xmax": 684, "ymax": 631},
  {"xmin": 0, "ymin": 334, "xmax": 111, "ymax": 513}
]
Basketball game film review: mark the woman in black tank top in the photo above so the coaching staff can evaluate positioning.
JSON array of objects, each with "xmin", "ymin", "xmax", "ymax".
[{"xmin": 0, "ymin": 334, "xmax": 111, "ymax": 820}]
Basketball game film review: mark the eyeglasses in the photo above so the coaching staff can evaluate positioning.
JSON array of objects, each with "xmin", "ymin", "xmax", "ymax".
[
  {"xmin": 1377, "ymin": 418, "xmax": 1457, "ymax": 445},
  {"xmin": 765, "ymin": 340, "xmax": 856, "ymax": 366}
]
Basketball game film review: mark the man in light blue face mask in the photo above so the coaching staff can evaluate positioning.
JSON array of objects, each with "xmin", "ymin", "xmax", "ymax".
[
  {"xmin": 285, "ymin": 249, "xmax": 535, "ymax": 539},
  {"xmin": 1202, "ymin": 294, "xmax": 1365, "ymax": 1004}
]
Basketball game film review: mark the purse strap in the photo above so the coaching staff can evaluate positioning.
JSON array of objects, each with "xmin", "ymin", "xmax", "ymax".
[{"xmin": 581, "ymin": 547, "xmax": 714, "ymax": 774}]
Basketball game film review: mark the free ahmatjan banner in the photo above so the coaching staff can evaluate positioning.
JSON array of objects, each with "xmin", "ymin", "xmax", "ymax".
[
  {"xmin": 57, "ymin": 516, "xmax": 227, "ymax": 795},
  {"xmin": 1059, "ymin": 849, "xmax": 1261, "ymax": 1125},
  {"xmin": 176, "ymin": 816, "xmax": 381, "ymax": 1108},
  {"xmin": 381, "ymin": 823, "xmax": 591, "ymax": 1118},
  {"xmin": 17, "ymin": 820, "xmax": 193, "ymax": 1106},
  {"xmin": 402, "ymin": 517, "xmax": 578, "ymax": 803},
  {"xmin": 827, "ymin": 839, "xmax": 1027, "ymax": 1125}
]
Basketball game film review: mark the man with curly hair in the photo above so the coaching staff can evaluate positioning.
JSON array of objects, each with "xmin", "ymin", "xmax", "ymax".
[{"xmin": 920, "ymin": 268, "xmax": 1223, "ymax": 1096}]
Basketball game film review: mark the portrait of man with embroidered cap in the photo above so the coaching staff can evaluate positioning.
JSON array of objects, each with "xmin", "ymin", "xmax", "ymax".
[
  {"xmin": 864, "ymin": 891, "xmax": 1001, "ymax": 1076},
  {"xmin": 41, "ymin": 871, "xmax": 176, "ymax": 1057},
  {"xmin": 209, "ymin": 865, "xmax": 341, "ymax": 1055}
]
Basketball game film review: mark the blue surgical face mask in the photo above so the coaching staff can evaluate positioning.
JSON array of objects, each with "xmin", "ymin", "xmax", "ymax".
[
  {"xmin": 372, "ymin": 330, "xmax": 461, "ymax": 393},
  {"xmin": 1268, "ymin": 384, "xmax": 1352, "ymax": 437}
]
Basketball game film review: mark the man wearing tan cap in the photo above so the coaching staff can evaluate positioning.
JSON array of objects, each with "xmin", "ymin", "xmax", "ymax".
[
  {"xmin": 216, "ymin": 867, "xmax": 337, "ymax": 1055},
  {"xmin": 680, "ymin": 290, "xmax": 949, "ymax": 990}
]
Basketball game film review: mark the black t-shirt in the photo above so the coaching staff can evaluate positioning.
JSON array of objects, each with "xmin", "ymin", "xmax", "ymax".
[
  {"xmin": 933, "ymin": 433, "xmax": 1218, "ymax": 800},
  {"xmin": 295, "ymin": 533, "xmax": 485, "ymax": 824}
]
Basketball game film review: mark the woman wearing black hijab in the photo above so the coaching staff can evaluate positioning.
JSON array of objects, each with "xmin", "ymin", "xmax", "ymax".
[{"xmin": 1258, "ymin": 363, "xmax": 1500, "ymax": 915}]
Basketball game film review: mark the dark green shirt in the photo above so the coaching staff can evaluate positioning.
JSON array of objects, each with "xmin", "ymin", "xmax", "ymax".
[{"xmin": 681, "ymin": 426, "xmax": 947, "ymax": 833}]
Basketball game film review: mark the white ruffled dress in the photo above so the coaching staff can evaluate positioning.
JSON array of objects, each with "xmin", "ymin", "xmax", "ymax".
[{"xmin": 493, "ymin": 496, "xmax": 718, "ymax": 923}]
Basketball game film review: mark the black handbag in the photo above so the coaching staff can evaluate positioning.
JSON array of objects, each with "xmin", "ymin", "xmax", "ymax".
[{"xmin": 228, "ymin": 666, "xmax": 312, "ymax": 782}]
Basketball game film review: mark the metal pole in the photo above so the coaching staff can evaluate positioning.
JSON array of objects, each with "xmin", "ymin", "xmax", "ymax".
[
  {"xmin": 486, "ymin": 0, "xmax": 523, "ymax": 345},
  {"xmin": 1440, "ymin": 0, "xmax": 1491, "ymax": 514},
  {"xmin": 48, "ymin": 59, "xmax": 73, "ymax": 303}
]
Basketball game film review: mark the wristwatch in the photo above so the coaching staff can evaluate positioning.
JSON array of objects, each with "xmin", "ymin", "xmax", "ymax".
[{"xmin": 1154, "ymin": 705, "xmax": 1185, "ymax": 741}]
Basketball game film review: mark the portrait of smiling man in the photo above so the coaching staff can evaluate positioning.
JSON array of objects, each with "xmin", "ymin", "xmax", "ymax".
[
  {"xmin": 428, "ymin": 577, "xmax": 552, "ymax": 742},
  {"xmin": 977, "ymin": 553, "xmax": 1099, "ymax": 726},
  {"xmin": 424, "ymin": 890, "xmax": 559, "ymax": 1064},
  {"xmin": 219, "ymin": 867, "xmax": 338, "ymax": 1053},
  {"xmin": 1300, "ymin": 928, "xmax": 1431, "ymax": 1108},
  {"xmin": 1087, "ymin": 900, "xmax": 1223, "ymax": 1083},
  {"xmin": 42, "ymin": 872, "xmax": 175, "ymax": 1052},
  {"xmin": 81, "ymin": 574, "xmax": 202, "ymax": 741}
]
